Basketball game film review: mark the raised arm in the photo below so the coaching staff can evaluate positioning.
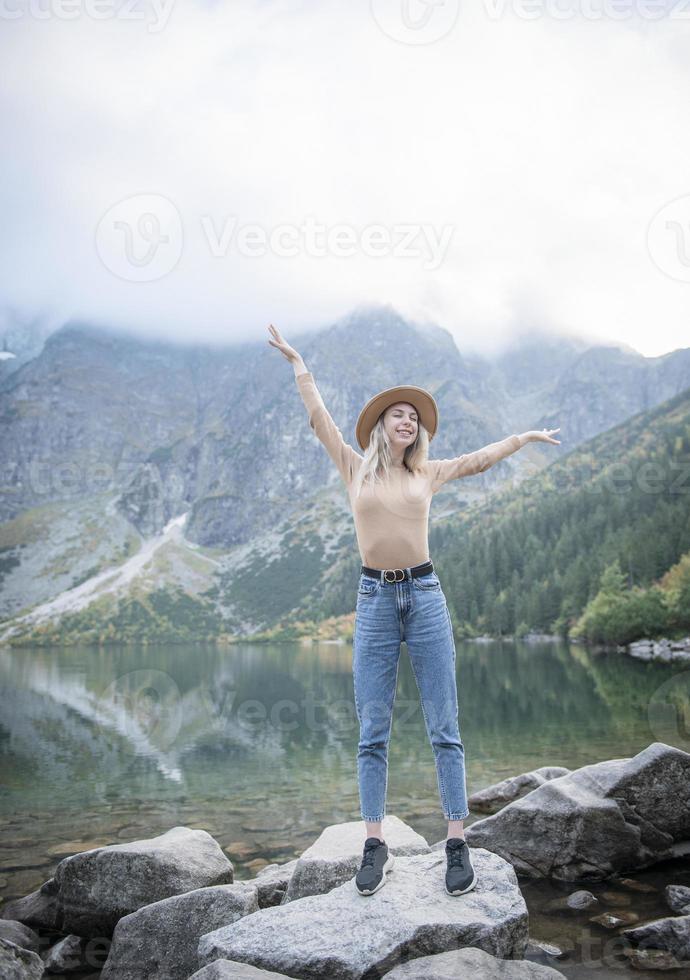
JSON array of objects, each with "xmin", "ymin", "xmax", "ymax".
[
  {"xmin": 267, "ymin": 323, "xmax": 361, "ymax": 486},
  {"xmin": 428, "ymin": 433, "xmax": 523, "ymax": 494},
  {"xmin": 294, "ymin": 370, "xmax": 361, "ymax": 485}
]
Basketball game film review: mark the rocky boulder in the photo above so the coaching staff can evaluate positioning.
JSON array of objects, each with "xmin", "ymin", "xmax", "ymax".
[
  {"xmin": 189, "ymin": 961, "xmax": 301, "ymax": 979},
  {"xmin": 381, "ymin": 946, "xmax": 567, "ymax": 977},
  {"xmin": 250, "ymin": 860, "xmax": 299, "ymax": 908},
  {"xmin": 665, "ymin": 884, "xmax": 690, "ymax": 915},
  {"xmin": 2, "ymin": 826, "xmax": 234, "ymax": 939},
  {"xmin": 101, "ymin": 883, "xmax": 258, "ymax": 980},
  {"xmin": 469, "ymin": 767, "xmax": 571, "ymax": 814},
  {"xmin": 466, "ymin": 742, "xmax": 690, "ymax": 881},
  {"xmin": 0, "ymin": 920, "xmax": 41, "ymax": 956},
  {"xmin": 1, "ymin": 877, "xmax": 61, "ymax": 932},
  {"xmin": 0, "ymin": 937, "xmax": 45, "ymax": 979},
  {"xmin": 283, "ymin": 815, "xmax": 430, "ymax": 902},
  {"xmin": 198, "ymin": 846, "xmax": 528, "ymax": 980},
  {"xmin": 622, "ymin": 913, "xmax": 690, "ymax": 969}
]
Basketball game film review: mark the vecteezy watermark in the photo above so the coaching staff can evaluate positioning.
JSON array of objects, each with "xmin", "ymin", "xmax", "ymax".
[
  {"xmin": 21, "ymin": 457, "xmax": 187, "ymax": 500},
  {"xmin": 95, "ymin": 194, "xmax": 183, "ymax": 282},
  {"xmin": 36, "ymin": 932, "xmax": 110, "ymax": 971},
  {"xmin": 481, "ymin": 0, "xmax": 690, "ymax": 18},
  {"xmin": 548, "ymin": 922, "xmax": 670, "ymax": 973},
  {"xmin": 20, "ymin": 442, "xmax": 690, "ymax": 508},
  {"xmin": 370, "ymin": 0, "xmax": 460, "ymax": 43},
  {"xmin": 94, "ymin": 670, "xmax": 436, "ymax": 748},
  {"xmin": 0, "ymin": 0, "xmax": 175, "ymax": 31},
  {"xmin": 377, "ymin": 453, "xmax": 690, "ymax": 520},
  {"xmin": 96, "ymin": 669, "xmax": 185, "ymax": 749},
  {"xmin": 648, "ymin": 670, "xmax": 690, "ymax": 752},
  {"xmin": 200, "ymin": 215, "xmax": 455, "ymax": 271},
  {"xmin": 647, "ymin": 193, "xmax": 690, "ymax": 284},
  {"xmin": 95, "ymin": 195, "xmax": 456, "ymax": 281},
  {"xmin": 369, "ymin": 0, "xmax": 689, "ymax": 37}
]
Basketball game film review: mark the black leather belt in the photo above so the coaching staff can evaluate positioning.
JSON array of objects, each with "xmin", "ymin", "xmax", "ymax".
[{"xmin": 361, "ymin": 559, "xmax": 434, "ymax": 583}]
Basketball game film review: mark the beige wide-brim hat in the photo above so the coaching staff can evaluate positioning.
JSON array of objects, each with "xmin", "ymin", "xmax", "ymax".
[{"xmin": 355, "ymin": 383, "xmax": 439, "ymax": 451}]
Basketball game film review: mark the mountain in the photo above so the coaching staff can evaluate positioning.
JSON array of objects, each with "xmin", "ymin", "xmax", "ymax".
[
  {"xmin": 0, "ymin": 308, "xmax": 58, "ymax": 386},
  {"xmin": 427, "ymin": 382, "xmax": 690, "ymax": 639},
  {"xmin": 1, "ymin": 303, "xmax": 689, "ymax": 643}
]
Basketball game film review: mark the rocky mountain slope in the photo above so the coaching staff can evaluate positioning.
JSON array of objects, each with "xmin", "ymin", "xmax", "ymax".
[{"xmin": 1, "ymin": 304, "xmax": 689, "ymax": 641}]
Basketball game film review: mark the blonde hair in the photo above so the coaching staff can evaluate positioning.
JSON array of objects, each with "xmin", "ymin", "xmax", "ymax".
[{"xmin": 353, "ymin": 404, "xmax": 430, "ymax": 498}]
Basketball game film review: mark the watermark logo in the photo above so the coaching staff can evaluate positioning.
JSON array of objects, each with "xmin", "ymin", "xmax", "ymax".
[
  {"xmin": 96, "ymin": 669, "xmax": 184, "ymax": 750},
  {"xmin": 648, "ymin": 670, "xmax": 690, "ymax": 751},
  {"xmin": 95, "ymin": 200, "xmax": 455, "ymax": 279},
  {"xmin": 371, "ymin": 0, "xmax": 460, "ymax": 44},
  {"xmin": 647, "ymin": 193, "xmax": 690, "ymax": 284},
  {"xmin": 0, "ymin": 0, "xmax": 175, "ymax": 31},
  {"xmin": 481, "ymin": 0, "xmax": 690, "ymax": 19},
  {"xmin": 201, "ymin": 215, "xmax": 454, "ymax": 271},
  {"xmin": 95, "ymin": 193, "xmax": 183, "ymax": 282}
]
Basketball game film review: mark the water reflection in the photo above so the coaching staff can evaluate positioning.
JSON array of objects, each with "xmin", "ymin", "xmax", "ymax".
[
  {"xmin": 0, "ymin": 640, "xmax": 685, "ymax": 817},
  {"xmin": 0, "ymin": 639, "xmax": 687, "ymax": 899}
]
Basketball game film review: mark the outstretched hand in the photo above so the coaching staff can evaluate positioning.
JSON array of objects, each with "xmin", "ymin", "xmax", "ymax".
[
  {"xmin": 527, "ymin": 428, "xmax": 561, "ymax": 445},
  {"xmin": 267, "ymin": 323, "xmax": 301, "ymax": 364}
]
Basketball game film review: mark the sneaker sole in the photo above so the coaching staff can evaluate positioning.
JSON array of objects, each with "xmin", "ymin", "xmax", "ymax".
[
  {"xmin": 355, "ymin": 853, "xmax": 395, "ymax": 896},
  {"xmin": 446, "ymin": 869, "xmax": 477, "ymax": 896}
]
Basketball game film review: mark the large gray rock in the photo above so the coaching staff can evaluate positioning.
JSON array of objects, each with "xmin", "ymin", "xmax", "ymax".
[
  {"xmin": 665, "ymin": 884, "xmax": 690, "ymax": 915},
  {"xmin": 622, "ymin": 913, "xmax": 690, "ymax": 964},
  {"xmin": 189, "ymin": 960, "xmax": 301, "ymax": 979},
  {"xmin": 46, "ymin": 825, "xmax": 232, "ymax": 937},
  {"xmin": 0, "ymin": 920, "xmax": 41, "ymax": 955},
  {"xmin": 0, "ymin": 877, "xmax": 61, "ymax": 932},
  {"xmin": 469, "ymin": 767, "xmax": 571, "ymax": 814},
  {"xmin": 198, "ymin": 847, "xmax": 528, "ymax": 980},
  {"xmin": 466, "ymin": 742, "xmax": 690, "ymax": 881},
  {"xmin": 0, "ymin": 937, "xmax": 45, "ymax": 979},
  {"xmin": 381, "ymin": 946, "xmax": 567, "ymax": 978},
  {"xmin": 283, "ymin": 815, "xmax": 429, "ymax": 902},
  {"xmin": 101, "ymin": 883, "xmax": 258, "ymax": 980},
  {"xmin": 250, "ymin": 860, "xmax": 299, "ymax": 908}
]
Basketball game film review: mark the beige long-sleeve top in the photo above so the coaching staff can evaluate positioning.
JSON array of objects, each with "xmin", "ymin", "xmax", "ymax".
[{"xmin": 296, "ymin": 371, "xmax": 522, "ymax": 570}]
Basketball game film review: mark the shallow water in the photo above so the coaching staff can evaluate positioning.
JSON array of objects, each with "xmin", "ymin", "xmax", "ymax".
[{"xmin": 1, "ymin": 638, "xmax": 688, "ymax": 978}]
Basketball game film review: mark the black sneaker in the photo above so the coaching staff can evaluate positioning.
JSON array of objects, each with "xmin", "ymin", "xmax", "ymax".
[
  {"xmin": 445, "ymin": 837, "xmax": 476, "ymax": 896},
  {"xmin": 355, "ymin": 837, "xmax": 395, "ymax": 896}
]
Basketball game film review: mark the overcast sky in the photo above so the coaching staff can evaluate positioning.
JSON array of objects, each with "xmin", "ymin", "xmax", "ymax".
[{"xmin": 1, "ymin": 0, "xmax": 689, "ymax": 357}]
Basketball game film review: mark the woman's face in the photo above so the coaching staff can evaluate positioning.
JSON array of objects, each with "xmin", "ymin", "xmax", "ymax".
[{"xmin": 383, "ymin": 401, "xmax": 419, "ymax": 449}]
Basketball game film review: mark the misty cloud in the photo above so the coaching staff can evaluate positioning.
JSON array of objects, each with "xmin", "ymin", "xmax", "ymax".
[{"xmin": 0, "ymin": 0, "xmax": 689, "ymax": 356}]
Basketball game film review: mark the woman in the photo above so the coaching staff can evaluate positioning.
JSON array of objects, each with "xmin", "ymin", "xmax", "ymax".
[{"xmin": 267, "ymin": 322, "xmax": 560, "ymax": 898}]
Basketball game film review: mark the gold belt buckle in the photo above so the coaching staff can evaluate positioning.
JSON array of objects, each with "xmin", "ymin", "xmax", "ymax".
[{"xmin": 384, "ymin": 568, "xmax": 405, "ymax": 583}]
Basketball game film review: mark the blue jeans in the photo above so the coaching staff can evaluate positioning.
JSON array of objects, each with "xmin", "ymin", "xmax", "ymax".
[{"xmin": 352, "ymin": 567, "xmax": 470, "ymax": 822}]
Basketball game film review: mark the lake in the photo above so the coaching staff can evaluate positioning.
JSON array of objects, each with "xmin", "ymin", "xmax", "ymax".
[{"xmin": 1, "ymin": 638, "xmax": 689, "ymax": 979}]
